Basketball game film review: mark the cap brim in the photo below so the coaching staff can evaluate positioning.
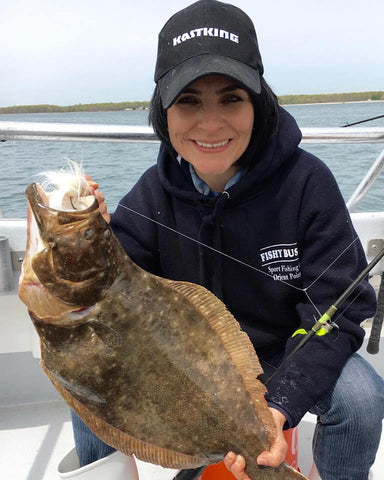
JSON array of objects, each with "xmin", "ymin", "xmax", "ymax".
[{"xmin": 158, "ymin": 54, "xmax": 261, "ymax": 109}]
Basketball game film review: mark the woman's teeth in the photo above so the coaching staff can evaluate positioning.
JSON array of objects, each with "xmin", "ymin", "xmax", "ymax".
[{"xmin": 195, "ymin": 140, "xmax": 229, "ymax": 148}]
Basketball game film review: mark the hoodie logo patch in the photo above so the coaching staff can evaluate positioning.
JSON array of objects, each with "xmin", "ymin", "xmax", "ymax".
[{"xmin": 259, "ymin": 243, "xmax": 301, "ymax": 282}]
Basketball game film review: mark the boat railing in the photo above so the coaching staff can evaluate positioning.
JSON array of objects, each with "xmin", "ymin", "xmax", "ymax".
[{"xmin": 0, "ymin": 120, "xmax": 384, "ymax": 143}]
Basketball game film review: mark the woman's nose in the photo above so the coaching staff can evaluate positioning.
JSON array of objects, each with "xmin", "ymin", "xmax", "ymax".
[{"xmin": 197, "ymin": 107, "xmax": 225, "ymax": 133}]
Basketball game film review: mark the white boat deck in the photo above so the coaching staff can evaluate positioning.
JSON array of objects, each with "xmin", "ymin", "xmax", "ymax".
[{"xmin": 0, "ymin": 400, "xmax": 178, "ymax": 480}]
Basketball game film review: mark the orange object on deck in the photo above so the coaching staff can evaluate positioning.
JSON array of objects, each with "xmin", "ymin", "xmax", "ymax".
[
  {"xmin": 200, "ymin": 427, "xmax": 299, "ymax": 479},
  {"xmin": 201, "ymin": 460, "xmax": 236, "ymax": 480},
  {"xmin": 284, "ymin": 426, "xmax": 299, "ymax": 471}
]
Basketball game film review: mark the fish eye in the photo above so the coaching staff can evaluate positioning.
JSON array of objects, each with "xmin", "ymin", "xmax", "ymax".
[
  {"xmin": 46, "ymin": 233, "xmax": 56, "ymax": 246},
  {"xmin": 84, "ymin": 228, "xmax": 95, "ymax": 240}
]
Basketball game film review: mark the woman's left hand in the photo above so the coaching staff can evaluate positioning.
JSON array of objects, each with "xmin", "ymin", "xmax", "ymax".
[
  {"xmin": 223, "ymin": 408, "xmax": 288, "ymax": 479},
  {"xmin": 84, "ymin": 175, "xmax": 111, "ymax": 223}
]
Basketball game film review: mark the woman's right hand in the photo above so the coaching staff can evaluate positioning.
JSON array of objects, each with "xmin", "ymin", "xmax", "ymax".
[
  {"xmin": 224, "ymin": 408, "xmax": 288, "ymax": 479},
  {"xmin": 84, "ymin": 175, "xmax": 111, "ymax": 223}
]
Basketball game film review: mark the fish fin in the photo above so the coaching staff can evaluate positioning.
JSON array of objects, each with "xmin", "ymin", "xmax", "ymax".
[
  {"xmin": 281, "ymin": 463, "xmax": 309, "ymax": 480},
  {"xmin": 163, "ymin": 279, "xmax": 277, "ymax": 446},
  {"xmin": 41, "ymin": 361, "xmax": 210, "ymax": 470}
]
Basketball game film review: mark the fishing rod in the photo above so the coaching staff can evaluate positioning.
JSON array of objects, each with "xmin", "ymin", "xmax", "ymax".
[
  {"xmin": 341, "ymin": 114, "xmax": 384, "ymax": 127},
  {"xmin": 265, "ymin": 246, "xmax": 384, "ymax": 386}
]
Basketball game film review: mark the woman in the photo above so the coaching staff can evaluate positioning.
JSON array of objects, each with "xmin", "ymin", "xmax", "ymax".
[{"xmin": 75, "ymin": 1, "xmax": 384, "ymax": 479}]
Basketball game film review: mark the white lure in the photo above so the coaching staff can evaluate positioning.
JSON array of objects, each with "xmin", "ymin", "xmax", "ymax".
[{"xmin": 39, "ymin": 160, "xmax": 95, "ymax": 211}]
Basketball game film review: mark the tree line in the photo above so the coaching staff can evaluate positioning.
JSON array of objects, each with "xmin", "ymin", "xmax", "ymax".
[
  {"xmin": 278, "ymin": 91, "xmax": 384, "ymax": 105},
  {"xmin": 0, "ymin": 92, "xmax": 383, "ymax": 114},
  {"xmin": 0, "ymin": 101, "xmax": 149, "ymax": 114}
]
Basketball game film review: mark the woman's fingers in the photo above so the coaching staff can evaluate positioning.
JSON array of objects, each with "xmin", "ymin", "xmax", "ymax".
[
  {"xmin": 256, "ymin": 436, "xmax": 287, "ymax": 468},
  {"xmin": 224, "ymin": 453, "xmax": 251, "ymax": 480},
  {"xmin": 83, "ymin": 174, "xmax": 99, "ymax": 193},
  {"xmin": 94, "ymin": 190, "xmax": 111, "ymax": 223},
  {"xmin": 83, "ymin": 175, "xmax": 110, "ymax": 223},
  {"xmin": 257, "ymin": 408, "xmax": 288, "ymax": 468}
]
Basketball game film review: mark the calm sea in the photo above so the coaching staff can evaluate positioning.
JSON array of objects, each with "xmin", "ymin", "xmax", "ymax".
[{"xmin": 1, "ymin": 102, "xmax": 383, "ymax": 218}]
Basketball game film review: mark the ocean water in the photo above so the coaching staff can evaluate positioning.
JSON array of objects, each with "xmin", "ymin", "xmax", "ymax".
[{"xmin": 1, "ymin": 102, "xmax": 383, "ymax": 218}]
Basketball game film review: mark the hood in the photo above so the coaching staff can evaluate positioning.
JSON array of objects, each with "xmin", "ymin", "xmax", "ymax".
[{"xmin": 156, "ymin": 107, "xmax": 302, "ymax": 206}]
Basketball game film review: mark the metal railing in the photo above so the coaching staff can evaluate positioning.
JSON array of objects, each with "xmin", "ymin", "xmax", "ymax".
[
  {"xmin": 0, "ymin": 121, "xmax": 384, "ymax": 143},
  {"xmin": 347, "ymin": 148, "xmax": 384, "ymax": 211},
  {"xmin": 1, "ymin": 121, "xmax": 384, "ymax": 211},
  {"xmin": 0, "ymin": 121, "xmax": 157, "ymax": 143}
]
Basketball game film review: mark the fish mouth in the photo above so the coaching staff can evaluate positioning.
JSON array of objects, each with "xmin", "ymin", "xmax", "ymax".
[
  {"xmin": 25, "ymin": 181, "xmax": 100, "ymax": 255},
  {"xmin": 26, "ymin": 182, "xmax": 98, "ymax": 222}
]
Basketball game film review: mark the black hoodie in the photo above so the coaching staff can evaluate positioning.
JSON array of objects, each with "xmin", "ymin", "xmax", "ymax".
[{"xmin": 111, "ymin": 107, "xmax": 376, "ymax": 427}]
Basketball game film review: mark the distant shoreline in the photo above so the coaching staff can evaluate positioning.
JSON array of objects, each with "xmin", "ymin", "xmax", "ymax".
[
  {"xmin": 2, "ymin": 100, "xmax": 384, "ymax": 114},
  {"xmin": 281, "ymin": 99, "xmax": 384, "ymax": 107},
  {"xmin": 0, "ymin": 91, "xmax": 383, "ymax": 114}
]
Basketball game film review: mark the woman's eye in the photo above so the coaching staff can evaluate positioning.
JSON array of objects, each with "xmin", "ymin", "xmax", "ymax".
[
  {"xmin": 222, "ymin": 94, "xmax": 242, "ymax": 104},
  {"xmin": 176, "ymin": 96, "xmax": 199, "ymax": 105}
]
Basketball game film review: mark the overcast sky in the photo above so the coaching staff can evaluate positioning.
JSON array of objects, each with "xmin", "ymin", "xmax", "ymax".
[{"xmin": 1, "ymin": 0, "xmax": 383, "ymax": 107}]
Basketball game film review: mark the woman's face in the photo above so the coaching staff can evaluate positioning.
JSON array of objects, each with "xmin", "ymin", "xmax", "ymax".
[{"xmin": 166, "ymin": 75, "xmax": 254, "ymax": 192}]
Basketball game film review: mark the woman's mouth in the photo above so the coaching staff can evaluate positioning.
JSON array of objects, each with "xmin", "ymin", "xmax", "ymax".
[{"xmin": 193, "ymin": 139, "xmax": 231, "ymax": 152}]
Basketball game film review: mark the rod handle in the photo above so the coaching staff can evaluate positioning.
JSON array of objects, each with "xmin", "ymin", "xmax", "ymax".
[{"xmin": 367, "ymin": 273, "xmax": 384, "ymax": 354}]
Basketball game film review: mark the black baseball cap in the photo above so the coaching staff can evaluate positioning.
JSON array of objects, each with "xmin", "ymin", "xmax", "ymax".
[{"xmin": 154, "ymin": 0, "xmax": 264, "ymax": 109}]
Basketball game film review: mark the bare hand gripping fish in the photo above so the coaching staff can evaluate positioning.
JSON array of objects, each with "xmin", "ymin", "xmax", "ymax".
[{"xmin": 18, "ymin": 166, "xmax": 308, "ymax": 480}]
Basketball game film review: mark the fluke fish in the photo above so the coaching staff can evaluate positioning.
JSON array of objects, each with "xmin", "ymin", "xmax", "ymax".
[{"xmin": 18, "ymin": 165, "xmax": 308, "ymax": 480}]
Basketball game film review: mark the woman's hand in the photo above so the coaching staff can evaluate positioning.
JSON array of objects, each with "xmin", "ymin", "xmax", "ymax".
[
  {"xmin": 223, "ymin": 408, "xmax": 288, "ymax": 479},
  {"xmin": 84, "ymin": 175, "xmax": 111, "ymax": 223}
]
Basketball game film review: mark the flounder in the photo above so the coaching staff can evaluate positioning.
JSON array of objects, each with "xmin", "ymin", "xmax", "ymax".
[{"xmin": 18, "ymin": 168, "xmax": 308, "ymax": 480}]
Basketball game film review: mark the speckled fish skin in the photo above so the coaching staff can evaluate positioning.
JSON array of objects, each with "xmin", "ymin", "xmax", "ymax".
[{"xmin": 19, "ymin": 182, "xmax": 308, "ymax": 480}]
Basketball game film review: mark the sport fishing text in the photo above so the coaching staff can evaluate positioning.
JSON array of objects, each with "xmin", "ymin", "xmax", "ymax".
[
  {"xmin": 173, "ymin": 28, "xmax": 239, "ymax": 46},
  {"xmin": 267, "ymin": 264, "xmax": 301, "ymax": 281}
]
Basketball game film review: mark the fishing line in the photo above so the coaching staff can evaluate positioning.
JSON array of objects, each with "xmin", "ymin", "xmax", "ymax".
[
  {"xmin": 304, "ymin": 275, "xmax": 368, "ymax": 323},
  {"xmin": 118, "ymin": 203, "xmax": 302, "ymax": 292},
  {"xmin": 117, "ymin": 202, "xmax": 368, "ymax": 320},
  {"xmin": 299, "ymin": 236, "xmax": 362, "ymax": 318},
  {"xmin": 303, "ymin": 290, "xmax": 321, "ymax": 317},
  {"xmin": 304, "ymin": 236, "xmax": 360, "ymax": 291}
]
